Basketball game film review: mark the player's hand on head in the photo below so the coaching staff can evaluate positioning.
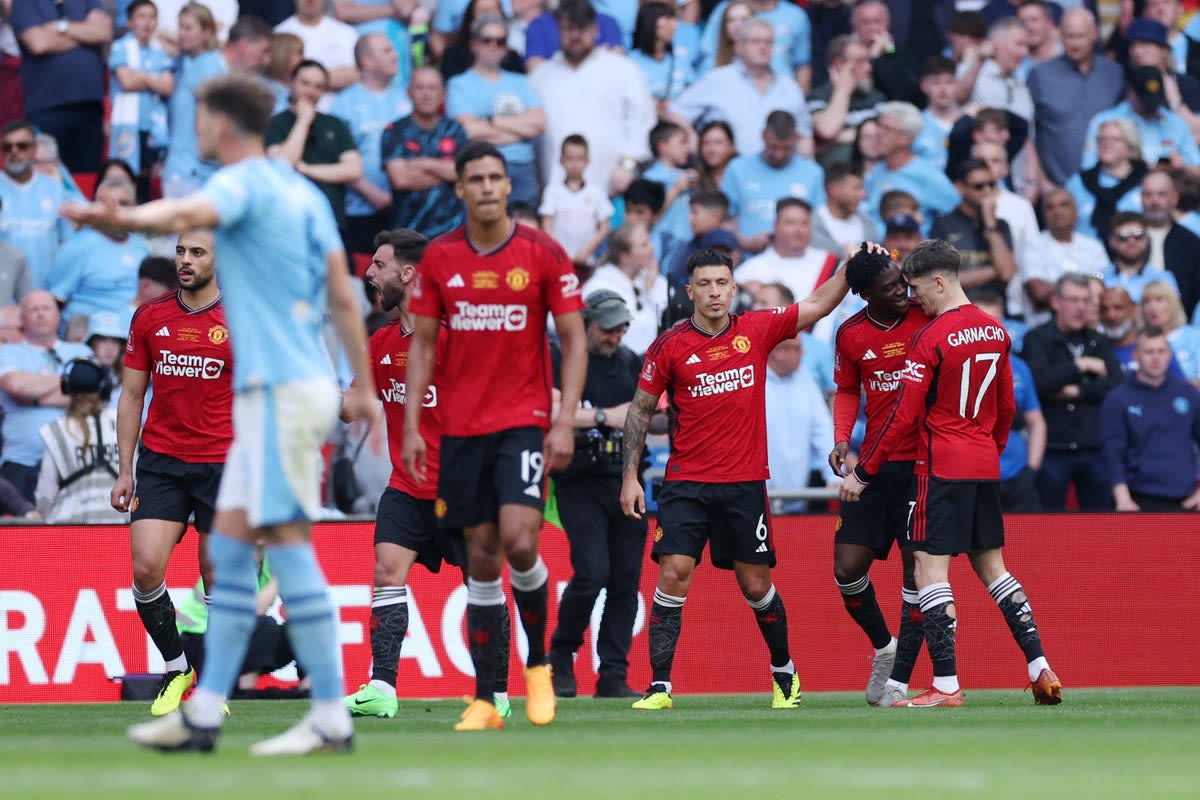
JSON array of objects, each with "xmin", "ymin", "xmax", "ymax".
[
  {"xmin": 620, "ymin": 476, "xmax": 645, "ymax": 520},
  {"xmin": 847, "ymin": 241, "xmax": 891, "ymax": 261}
]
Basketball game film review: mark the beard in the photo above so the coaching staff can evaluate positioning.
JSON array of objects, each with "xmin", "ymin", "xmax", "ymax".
[
  {"xmin": 181, "ymin": 272, "xmax": 214, "ymax": 293},
  {"xmin": 1103, "ymin": 319, "xmax": 1134, "ymax": 341},
  {"xmin": 3, "ymin": 159, "xmax": 31, "ymax": 179}
]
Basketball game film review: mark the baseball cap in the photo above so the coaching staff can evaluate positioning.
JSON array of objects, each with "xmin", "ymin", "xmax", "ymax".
[
  {"xmin": 584, "ymin": 290, "xmax": 633, "ymax": 329},
  {"xmin": 698, "ymin": 229, "xmax": 739, "ymax": 252},
  {"xmin": 1127, "ymin": 18, "xmax": 1169, "ymax": 47},
  {"xmin": 884, "ymin": 213, "xmax": 921, "ymax": 234},
  {"xmin": 1129, "ymin": 64, "xmax": 1165, "ymax": 113},
  {"xmin": 86, "ymin": 310, "xmax": 130, "ymax": 343}
]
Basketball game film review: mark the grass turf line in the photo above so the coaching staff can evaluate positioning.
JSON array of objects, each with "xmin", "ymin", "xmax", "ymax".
[{"xmin": 1, "ymin": 687, "xmax": 1197, "ymax": 799}]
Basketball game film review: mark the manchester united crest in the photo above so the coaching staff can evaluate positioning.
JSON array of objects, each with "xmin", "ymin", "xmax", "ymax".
[
  {"xmin": 208, "ymin": 325, "xmax": 229, "ymax": 345},
  {"xmin": 435, "ymin": 498, "xmax": 448, "ymax": 519},
  {"xmin": 654, "ymin": 526, "xmax": 664, "ymax": 542},
  {"xmin": 506, "ymin": 267, "xmax": 531, "ymax": 292},
  {"xmin": 732, "ymin": 335, "xmax": 751, "ymax": 354}
]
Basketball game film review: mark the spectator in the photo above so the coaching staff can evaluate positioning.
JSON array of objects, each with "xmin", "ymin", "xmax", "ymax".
[
  {"xmin": 1065, "ymin": 117, "xmax": 1146, "ymax": 240},
  {"xmin": 10, "ymin": 0, "xmax": 112, "ymax": 173},
  {"xmin": 734, "ymin": 198, "xmax": 839, "ymax": 315},
  {"xmin": 1022, "ymin": 273, "xmax": 1123, "ymax": 510},
  {"xmin": 971, "ymin": 139, "xmax": 1038, "ymax": 315},
  {"xmin": 539, "ymin": 134, "xmax": 614, "ymax": 267},
  {"xmin": 945, "ymin": 8, "xmax": 989, "ymax": 66},
  {"xmin": 34, "ymin": 357, "xmax": 122, "ymax": 523},
  {"xmin": 1139, "ymin": 170, "xmax": 1200, "ymax": 319},
  {"xmin": 381, "ymin": 67, "xmax": 467, "ymax": 238},
  {"xmin": 1124, "ymin": 16, "xmax": 1200, "ymax": 144},
  {"xmin": 695, "ymin": 120, "xmax": 737, "ymax": 192},
  {"xmin": 722, "ymin": 111, "xmax": 825, "ymax": 252},
  {"xmin": 1028, "ymin": 6, "xmax": 1125, "ymax": 188},
  {"xmin": 440, "ymin": 0, "xmax": 523, "ymax": 82},
  {"xmin": 0, "ymin": 197, "xmax": 33, "ymax": 306},
  {"xmin": 329, "ymin": 33, "xmax": 413, "ymax": 255},
  {"xmin": 618, "ymin": 178, "xmax": 669, "ymax": 262},
  {"xmin": 531, "ymin": 0, "xmax": 654, "ymax": 197},
  {"xmin": 265, "ymin": 32, "xmax": 306, "ymax": 113},
  {"xmin": 809, "ymin": 34, "xmax": 885, "ymax": 168},
  {"xmin": 810, "ymin": 161, "xmax": 875, "ymax": 258},
  {"xmin": 33, "ymin": 132, "xmax": 86, "ymax": 202},
  {"xmin": 133, "ymin": 254, "xmax": 179, "ymax": 308},
  {"xmin": 276, "ymin": 0, "xmax": 360, "ymax": 96},
  {"xmin": 84, "ymin": 309, "xmax": 131, "ymax": 406},
  {"xmin": 764, "ymin": 334, "xmax": 838, "ymax": 514},
  {"xmin": 49, "ymin": 175, "xmax": 149, "ymax": 333},
  {"xmin": 107, "ymin": 0, "xmax": 174, "ymax": 204},
  {"xmin": 1081, "ymin": 65, "xmax": 1200, "ymax": 173},
  {"xmin": 1141, "ymin": 278, "xmax": 1200, "ymax": 383},
  {"xmin": 849, "ymin": 116, "xmax": 884, "ymax": 177},
  {"xmin": 1141, "ymin": 0, "xmax": 1192, "ymax": 75},
  {"xmin": 0, "ymin": 119, "xmax": 72, "ymax": 288},
  {"xmin": 914, "ymin": 56, "xmax": 962, "ymax": 171},
  {"xmin": 881, "ymin": 211, "xmax": 922, "ymax": 262},
  {"xmin": 640, "ymin": 121, "xmax": 697, "ymax": 248},
  {"xmin": 447, "ymin": 14, "xmax": 545, "ymax": 208},
  {"xmin": 660, "ymin": 191, "xmax": 738, "ymax": 327},
  {"xmin": 806, "ymin": 0, "xmax": 851, "ymax": 90},
  {"xmin": 964, "ymin": 17, "xmax": 1033, "ymax": 121},
  {"xmin": 851, "ymin": 0, "xmax": 919, "ymax": 104},
  {"xmin": 581, "ymin": 223, "xmax": 666, "ymax": 356},
  {"xmin": 0, "ymin": 302, "xmax": 22, "ymax": 344},
  {"xmin": 1102, "ymin": 211, "xmax": 1180, "ymax": 304},
  {"xmin": 1101, "ymin": 286, "xmax": 1152, "ymax": 375},
  {"xmin": 149, "ymin": 0, "xmax": 239, "ymax": 51},
  {"xmin": 698, "ymin": 0, "xmax": 751, "ymax": 75},
  {"xmin": 1102, "ymin": 326, "xmax": 1200, "ymax": 512},
  {"xmin": 1020, "ymin": 188, "xmax": 1109, "ymax": 327},
  {"xmin": 162, "ymin": 3, "xmax": 224, "ymax": 198},
  {"xmin": 523, "ymin": 0, "xmax": 624, "ymax": 72},
  {"xmin": 0, "ymin": 1, "xmax": 22, "ymax": 131},
  {"xmin": 931, "ymin": 157, "xmax": 1017, "ymax": 300},
  {"xmin": 863, "ymin": 101, "xmax": 960, "ymax": 233},
  {"xmin": 752, "ymin": 280, "xmax": 835, "ymax": 395},
  {"xmin": 698, "ymin": 0, "xmax": 812, "ymax": 91},
  {"xmin": 629, "ymin": 2, "xmax": 695, "ymax": 117},
  {"xmin": 670, "ymin": 17, "xmax": 811, "ymax": 161},
  {"xmin": 975, "ymin": 291, "xmax": 1045, "ymax": 512},
  {"xmin": 1017, "ymin": 0, "xmax": 1061, "ymax": 70},
  {"xmin": 0, "ymin": 290, "xmax": 94, "ymax": 500}
]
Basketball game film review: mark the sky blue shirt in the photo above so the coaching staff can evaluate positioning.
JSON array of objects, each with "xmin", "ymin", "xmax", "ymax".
[
  {"xmin": 914, "ymin": 109, "xmax": 952, "ymax": 171},
  {"xmin": 1100, "ymin": 263, "xmax": 1179, "ymax": 304},
  {"xmin": 108, "ymin": 32, "xmax": 173, "ymax": 143},
  {"xmin": 864, "ymin": 156, "xmax": 960, "ymax": 233},
  {"xmin": 329, "ymin": 82, "xmax": 413, "ymax": 218},
  {"xmin": 721, "ymin": 154, "xmax": 825, "ymax": 237},
  {"xmin": 1001, "ymin": 355, "xmax": 1039, "ymax": 480},
  {"xmin": 164, "ymin": 50, "xmax": 226, "ymax": 188},
  {"xmin": 699, "ymin": 1, "xmax": 811, "ymax": 76},
  {"xmin": 49, "ymin": 229, "xmax": 149, "ymax": 331},
  {"xmin": 446, "ymin": 68, "xmax": 542, "ymax": 166},
  {"xmin": 629, "ymin": 48, "xmax": 696, "ymax": 103},
  {"xmin": 0, "ymin": 339, "xmax": 95, "ymax": 466},
  {"xmin": 641, "ymin": 161, "xmax": 694, "ymax": 247},
  {"xmin": 200, "ymin": 158, "xmax": 342, "ymax": 392},
  {"xmin": 1081, "ymin": 101, "xmax": 1200, "ymax": 169},
  {"xmin": 593, "ymin": 0, "xmax": 640, "ymax": 45},
  {"xmin": 0, "ymin": 173, "xmax": 72, "ymax": 289},
  {"xmin": 1168, "ymin": 325, "xmax": 1200, "ymax": 381},
  {"xmin": 432, "ymin": 0, "xmax": 512, "ymax": 34},
  {"xmin": 1064, "ymin": 172, "xmax": 1142, "ymax": 239}
]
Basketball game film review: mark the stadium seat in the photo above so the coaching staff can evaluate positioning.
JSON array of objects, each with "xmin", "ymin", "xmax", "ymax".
[
  {"xmin": 352, "ymin": 252, "xmax": 372, "ymax": 278},
  {"xmin": 74, "ymin": 172, "xmax": 97, "ymax": 199}
]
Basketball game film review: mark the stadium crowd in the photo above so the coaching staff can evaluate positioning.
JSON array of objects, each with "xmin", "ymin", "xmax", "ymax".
[{"xmin": 4, "ymin": 0, "xmax": 1200, "ymax": 523}]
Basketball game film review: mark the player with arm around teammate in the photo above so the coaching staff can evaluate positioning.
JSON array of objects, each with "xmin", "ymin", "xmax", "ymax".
[
  {"xmin": 619, "ymin": 244, "xmax": 862, "ymax": 711},
  {"xmin": 828, "ymin": 249, "xmax": 928, "ymax": 707},
  {"xmin": 841, "ymin": 239, "xmax": 1062, "ymax": 708}
]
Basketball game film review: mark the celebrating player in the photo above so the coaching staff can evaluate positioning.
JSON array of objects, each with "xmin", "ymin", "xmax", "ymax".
[
  {"xmin": 402, "ymin": 141, "xmax": 587, "ymax": 731},
  {"xmin": 829, "ymin": 249, "xmax": 928, "ymax": 707},
  {"xmin": 343, "ymin": 229, "xmax": 513, "ymax": 720},
  {"xmin": 65, "ymin": 72, "xmax": 382, "ymax": 754},
  {"xmin": 619, "ymin": 245, "xmax": 854, "ymax": 710},
  {"xmin": 841, "ymin": 239, "xmax": 1062, "ymax": 708},
  {"xmin": 113, "ymin": 227, "xmax": 233, "ymax": 718}
]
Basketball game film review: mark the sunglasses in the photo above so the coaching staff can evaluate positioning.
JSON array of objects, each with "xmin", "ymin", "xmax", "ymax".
[
  {"xmin": 969, "ymin": 180, "xmax": 997, "ymax": 191},
  {"xmin": 474, "ymin": 35, "xmax": 507, "ymax": 46},
  {"xmin": 1, "ymin": 141, "xmax": 33, "ymax": 153},
  {"xmin": 1115, "ymin": 230, "xmax": 1147, "ymax": 241}
]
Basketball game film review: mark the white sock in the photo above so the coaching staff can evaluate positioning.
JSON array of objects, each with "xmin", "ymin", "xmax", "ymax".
[
  {"xmin": 876, "ymin": 637, "xmax": 897, "ymax": 656},
  {"xmin": 1027, "ymin": 656, "xmax": 1049, "ymax": 683},
  {"xmin": 495, "ymin": 691, "xmax": 509, "ymax": 704},
  {"xmin": 368, "ymin": 679, "xmax": 396, "ymax": 697},
  {"xmin": 164, "ymin": 654, "xmax": 189, "ymax": 673},
  {"xmin": 188, "ymin": 687, "xmax": 226, "ymax": 728},
  {"xmin": 931, "ymin": 675, "xmax": 960, "ymax": 693},
  {"xmin": 310, "ymin": 699, "xmax": 353, "ymax": 738},
  {"xmin": 771, "ymin": 659, "xmax": 795, "ymax": 675},
  {"xmin": 885, "ymin": 678, "xmax": 907, "ymax": 694}
]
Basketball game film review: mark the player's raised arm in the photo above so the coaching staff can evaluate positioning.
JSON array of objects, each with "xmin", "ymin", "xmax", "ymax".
[
  {"xmin": 62, "ymin": 194, "xmax": 220, "ymax": 237},
  {"xmin": 620, "ymin": 387, "xmax": 661, "ymax": 520},
  {"xmin": 547, "ymin": 309, "xmax": 587, "ymax": 474},
  {"xmin": 402, "ymin": 314, "xmax": 439, "ymax": 482}
]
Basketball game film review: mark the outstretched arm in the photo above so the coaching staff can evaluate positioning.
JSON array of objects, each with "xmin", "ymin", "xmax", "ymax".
[
  {"xmin": 619, "ymin": 387, "xmax": 662, "ymax": 520},
  {"xmin": 61, "ymin": 194, "xmax": 219, "ymax": 236}
]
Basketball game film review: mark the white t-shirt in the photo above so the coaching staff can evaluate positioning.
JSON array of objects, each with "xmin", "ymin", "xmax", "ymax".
[
  {"xmin": 1019, "ymin": 229, "xmax": 1109, "ymax": 326},
  {"xmin": 538, "ymin": 181, "xmax": 614, "ymax": 263},
  {"xmin": 735, "ymin": 246, "xmax": 834, "ymax": 305},
  {"xmin": 814, "ymin": 205, "xmax": 866, "ymax": 257},
  {"xmin": 996, "ymin": 188, "xmax": 1040, "ymax": 316},
  {"xmin": 275, "ymin": 15, "xmax": 358, "ymax": 108}
]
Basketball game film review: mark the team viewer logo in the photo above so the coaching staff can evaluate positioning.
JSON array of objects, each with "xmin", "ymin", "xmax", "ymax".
[
  {"xmin": 207, "ymin": 325, "xmax": 228, "ymax": 345},
  {"xmin": 732, "ymin": 335, "xmax": 751, "ymax": 354},
  {"xmin": 506, "ymin": 268, "xmax": 530, "ymax": 291}
]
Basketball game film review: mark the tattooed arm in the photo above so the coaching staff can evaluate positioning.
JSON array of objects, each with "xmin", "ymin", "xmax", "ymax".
[{"xmin": 620, "ymin": 387, "xmax": 661, "ymax": 520}]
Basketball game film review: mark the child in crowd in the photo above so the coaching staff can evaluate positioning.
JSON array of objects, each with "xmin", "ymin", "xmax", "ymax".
[
  {"xmin": 641, "ymin": 121, "xmax": 696, "ymax": 246},
  {"xmin": 539, "ymin": 134, "xmax": 614, "ymax": 266}
]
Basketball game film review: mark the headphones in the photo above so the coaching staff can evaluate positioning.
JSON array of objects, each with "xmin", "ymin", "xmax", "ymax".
[{"xmin": 61, "ymin": 358, "xmax": 115, "ymax": 403}]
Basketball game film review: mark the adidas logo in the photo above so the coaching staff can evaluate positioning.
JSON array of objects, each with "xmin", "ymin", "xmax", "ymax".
[
  {"xmin": 685, "ymin": 353, "xmax": 701, "ymax": 365},
  {"xmin": 155, "ymin": 326, "xmax": 170, "ymax": 337},
  {"xmin": 755, "ymin": 542, "xmax": 769, "ymax": 553},
  {"xmin": 524, "ymin": 484, "xmax": 541, "ymax": 499},
  {"xmin": 446, "ymin": 273, "xmax": 465, "ymax": 288},
  {"xmin": 862, "ymin": 349, "xmax": 878, "ymax": 360},
  {"xmin": 380, "ymin": 354, "xmax": 392, "ymax": 365}
]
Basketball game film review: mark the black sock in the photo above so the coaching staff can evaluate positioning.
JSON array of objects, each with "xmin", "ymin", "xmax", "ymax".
[
  {"xmin": 987, "ymin": 573, "xmax": 1045, "ymax": 663},
  {"xmin": 512, "ymin": 584, "xmax": 548, "ymax": 668},
  {"xmin": 467, "ymin": 603, "xmax": 505, "ymax": 704},
  {"xmin": 837, "ymin": 575, "xmax": 892, "ymax": 650},
  {"xmin": 649, "ymin": 589, "xmax": 685, "ymax": 686},
  {"xmin": 891, "ymin": 589, "xmax": 925, "ymax": 683},
  {"xmin": 134, "ymin": 582, "xmax": 184, "ymax": 664},
  {"xmin": 495, "ymin": 600, "xmax": 511, "ymax": 693},
  {"xmin": 918, "ymin": 583, "xmax": 957, "ymax": 679},
  {"xmin": 749, "ymin": 586, "xmax": 791, "ymax": 667},
  {"xmin": 368, "ymin": 587, "xmax": 408, "ymax": 687}
]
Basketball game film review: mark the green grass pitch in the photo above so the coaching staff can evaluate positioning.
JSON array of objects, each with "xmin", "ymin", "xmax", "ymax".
[{"xmin": 2, "ymin": 688, "xmax": 1197, "ymax": 799}]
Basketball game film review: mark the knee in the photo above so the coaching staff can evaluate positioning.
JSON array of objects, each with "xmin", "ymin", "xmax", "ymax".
[
  {"xmin": 131, "ymin": 559, "xmax": 165, "ymax": 591},
  {"xmin": 739, "ymin": 574, "xmax": 773, "ymax": 603},
  {"xmin": 833, "ymin": 561, "xmax": 865, "ymax": 587},
  {"xmin": 657, "ymin": 561, "xmax": 693, "ymax": 595},
  {"xmin": 373, "ymin": 559, "xmax": 406, "ymax": 588}
]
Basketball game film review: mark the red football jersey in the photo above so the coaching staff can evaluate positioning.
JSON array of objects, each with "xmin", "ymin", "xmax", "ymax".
[
  {"xmin": 124, "ymin": 292, "xmax": 234, "ymax": 463},
  {"xmin": 639, "ymin": 306, "xmax": 799, "ymax": 483},
  {"xmin": 833, "ymin": 301, "xmax": 928, "ymax": 462},
  {"xmin": 408, "ymin": 224, "xmax": 584, "ymax": 437},
  {"xmin": 857, "ymin": 304, "xmax": 1016, "ymax": 480},
  {"xmin": 369, "ymin": 319, "xmax": 447, "ymax": 499}
]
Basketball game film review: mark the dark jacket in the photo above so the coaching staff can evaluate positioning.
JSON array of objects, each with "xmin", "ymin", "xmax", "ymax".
[
  {"xmin": 1021, "ymin": 320, "xmax": 1123, "ymax": 451},
  {"xmin": 1162, "ymin": 223, "xmax": 1200, "ymax": 321},
  {"xmin": 1101, "ymin": 374, "xmax": 1200, "ymax": 499}
]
